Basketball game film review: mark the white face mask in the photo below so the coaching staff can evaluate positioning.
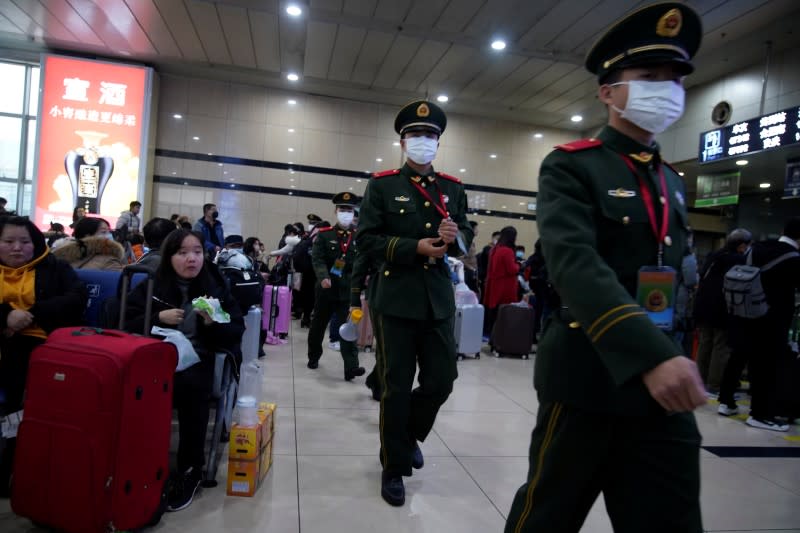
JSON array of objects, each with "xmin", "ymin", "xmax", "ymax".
[
  {"xmin": 404, "ymin": 136, "xmax": 438, "ymax": 165},
  {"xmin": 285, "ymin": 235, "xmax": 301, "ymax": 246},
  {"xmin": 337, "ymin": 211, "xmax": 354, "ymax": 227},
  {"xmin": 307, "ymin": 224, "xmax": 314, "ymax": 232},
  {"xmin": 610, "ymin": 80, "xmax": 685, "ymax": 134}
]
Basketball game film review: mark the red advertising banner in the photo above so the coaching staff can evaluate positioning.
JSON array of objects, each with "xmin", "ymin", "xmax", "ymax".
[{"xmin": 33, "ymin": 55, "xmax": 153, "ymax": 230}]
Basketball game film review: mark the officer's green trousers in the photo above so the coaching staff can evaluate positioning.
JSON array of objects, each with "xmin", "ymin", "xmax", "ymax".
[
  {"xmin": 307, "ymin": 289, "xmax": 359, "ymax": 371},
  {"xmin": 374, "ymin": 312, "xmax": 457, "ymax": 476},
  {"xmin": 505, "ymin": 403, "xmax": 702, "ymax": 533}
]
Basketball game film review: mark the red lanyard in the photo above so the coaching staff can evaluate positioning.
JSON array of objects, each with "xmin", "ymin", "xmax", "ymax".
[
  {"xmin": 410, "ymin": 179, "xmax": 449, "ymax": 219},
  {"xmin": 339, "ymin": 231, "xmax": 353, "ymax": 255},
  {"xmin": 620, "ymin": 155, "xmax": 670, "ymax": 246}
]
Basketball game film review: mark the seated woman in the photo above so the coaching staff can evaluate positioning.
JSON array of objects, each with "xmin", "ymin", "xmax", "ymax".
[
  {"xmin": 52, "ymin": 217, "xmax": 125, "ymax": 271},
  {"xmin": 123, "ymin": 229, "xmax": 244, "ymax": 512},
  {"xmin": 0, "ymin": 216, "xmax": 87, "ymax": 496}
]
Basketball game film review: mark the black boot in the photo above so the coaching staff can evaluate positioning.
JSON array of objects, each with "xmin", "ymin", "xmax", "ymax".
[
  {"xmin": 411, "ymin": 443, "xmax": 424, "ymax": 470},
  {"xmin": 381, "ymin": 471, "xmax": 405, "ymax": 507},
  {"xmin": 344, "ymin": 366, "xmax": 366, "ymax": 381}
]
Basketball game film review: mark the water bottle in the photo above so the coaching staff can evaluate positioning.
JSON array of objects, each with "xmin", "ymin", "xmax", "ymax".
[
  {"xmin": 235, "ymin": 362, "xmax": 262, "ymax": 426},
  {"xmin": 338, "ymin": 309, "xmax": 364, "ymax": 342}
]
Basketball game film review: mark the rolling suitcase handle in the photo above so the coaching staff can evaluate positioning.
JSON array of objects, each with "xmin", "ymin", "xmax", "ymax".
[{"xmin": 119, "ymin": 264, "xmax": 157, "ymax": 335}]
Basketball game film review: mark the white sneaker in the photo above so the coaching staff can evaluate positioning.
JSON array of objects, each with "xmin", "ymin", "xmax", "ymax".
[
  {"xmin": 705, "ymin": 391, "xmax": 719, "ymax": 400},
  {"xmin": 746, "ymin": 416, "xmax": 790, "ymax": 432},
  {"xmin": 717, "ymin": 404, "xmax": 738, "ymax": 416},
  {"xmin": 328, "ymin": 341, "xmax": 340, "ymax": 351}
]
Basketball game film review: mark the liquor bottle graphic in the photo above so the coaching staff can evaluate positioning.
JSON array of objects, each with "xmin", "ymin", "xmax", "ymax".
[{"xmin": 64, "ymin": 130, "xmax": 114, "ymax": 214}]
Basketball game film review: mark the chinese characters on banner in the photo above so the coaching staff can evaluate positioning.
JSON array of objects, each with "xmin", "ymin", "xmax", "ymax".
[{"xmin": 33, "ymin": 55, "xmax": 154, "ymax": 231}]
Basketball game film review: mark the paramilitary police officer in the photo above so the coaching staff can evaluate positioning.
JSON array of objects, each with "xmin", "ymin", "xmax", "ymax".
[
  {"xmin": 506, "ymin": 4, "xmax": 707, "ymax": 533},
  {"xmin": 306, "ymin": 192, "xmax": 365, "ymax": 381},
  {"xmin": 357, "ymin": 100, "xmax": 473, "ymax": 506}
]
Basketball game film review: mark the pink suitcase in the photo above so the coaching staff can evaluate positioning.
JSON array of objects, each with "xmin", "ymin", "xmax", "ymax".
[{"xmin": 263, "ymin": 285, "xmax": 292, "ymax": 336}]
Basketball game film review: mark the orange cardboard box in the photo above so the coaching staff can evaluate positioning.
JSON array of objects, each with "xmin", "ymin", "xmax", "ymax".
[
  {"xmin": 228, "ymin": 422, "xmax": 262, "ymax": 461},
  {"xmin": 258, "ymin": 402, "xmax": 276, "ymax": 444},
  {"xmin": 226, "ymin": 438, "xmax": 274, "ymax": 497}
]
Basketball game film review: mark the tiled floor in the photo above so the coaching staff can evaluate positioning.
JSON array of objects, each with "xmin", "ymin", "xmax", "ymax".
[{"xmin": 2, "ymin": 319, "xmax": 800, "ymax": 532}]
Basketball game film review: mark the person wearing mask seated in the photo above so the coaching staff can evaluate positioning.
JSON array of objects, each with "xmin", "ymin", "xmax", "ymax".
[
  {"xmin": 0, "ymin": 216, "xmax": 87, "ymax": 496},
  {"xmin": 51, "ymin": 217, "xmax": 125, "ymax": 271},
  {"xmin": 137, "ymin": 217, "xmax": 178, "ymax": 270},
  {"xmin": 123, "ymin": 229, "xmax": 244, "ymax": 511}
]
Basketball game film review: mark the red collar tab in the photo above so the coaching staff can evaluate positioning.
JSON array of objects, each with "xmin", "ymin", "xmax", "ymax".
[
  {"xmin": 316, "ymin": 226, "xmax": 333, "ymax": 232},
  {"xmin": 372, "ymin": 169, "xmax": 401, "ymax": 179},
  {"xmin": 434, "ymin": 171, "xmax": 461, "ymax": 184},
  {"xmin": 555, "ymin": 138, "xmax": 603, "ymax": 152}
]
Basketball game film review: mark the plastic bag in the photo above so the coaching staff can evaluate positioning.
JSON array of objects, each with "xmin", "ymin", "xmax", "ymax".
[
  {"xmin": 455, "ymin": 286, "xmax": 479, "ymax": 306},
  {"xmin": 191, "ymin": 296, "xmax": 231, "ymax": 323},
  {"xmin": 151, "ymin": 326, "xmax": 201, "ymax": 371}
]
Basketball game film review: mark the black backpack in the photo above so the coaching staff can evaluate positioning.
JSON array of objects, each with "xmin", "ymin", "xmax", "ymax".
[{"xmin": 219, "ymin": 266, "xmax": 265, "ymax": 311}]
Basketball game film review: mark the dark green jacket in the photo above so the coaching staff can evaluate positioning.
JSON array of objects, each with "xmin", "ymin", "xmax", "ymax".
[
  {"xmin": 350, "ymin": 248, "xmax": 376, "ymax": 308},
  {"xmin": 535, "ymin": 126, "xmax": 690, "ymax": 415},
  {"xmin": 356, "ymin": 164, "xmax": 474, "ymax": 320},
  {"xmin": 312, "ymin": 225, "xmax": 357, "ymax": 302}
]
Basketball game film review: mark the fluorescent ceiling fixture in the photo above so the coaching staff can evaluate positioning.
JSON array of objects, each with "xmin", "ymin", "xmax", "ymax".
[
  {"xmin": 286, "ymin": 73, "xmax": 299, "ymax": 82},
  {"xmin": 376, "ymin": 158, "xmax": 383, "ymax": 162},
  {"xmin": 288, "ymin": 99, "xmax": 297, "ymax": 105},
  {"xmin": 502, "ymin": 205, "xmax": 507, "ymax": 209},
  {"xmin": 217, "ymin": 163, "xmax": 223, "ymax": 167},
  {"xmin": 392, "ymin": 142, "xmax": 400, "ymax": 146},
  {"xmin": 459, "ymin": 168, "xmax": 466, "ymax": 172},
  {"xmin": 288, "ymin": 147, "xmax": 295, "ymax": 152},
  {"xmin": 570, "ymin": 115, "xmax": 583, "ymax": 122},
  {"xmin": 519, "ymin": 202, "xmax": 525, "ymax": 205},
  {"xmin": 736, "ymin": 159, "xmax": 748, "ymax": 166},
  {"xmin": 678, "ymin": 171, "xmax": 685, "ymax": 176},
  {"xmin": 173, "ymin": 114, "xmax": 182, "ymax": 119},
  {"xmin": 491, "ymin": 40, "xmax": 506, "ymax": 51},
  {"xmin": 356, "ymin": 179, "xmax": 362, "ymax": 183},
  {"xmin": 192, "ymin": 136, "xmax": 199, "ymax": 140},
  {"xmin": 533, "ymin": 133, "xmax": 543, "ymax": 139},
  {"xmin": 286, "ymin": 5, "xmax": 302, "ymax": 16},
  {"xmin": 288, "ymin": 128, "xmax": 295, "ymax": 133},
  {"xmin": 759, "ymin": 182, "xmax": 771, "ymax": 188},
  {"xmin": 436, "ymin": 94, "xmax": 449, "ymax": 103},
  {"xmin": 490, "ymin": 154, "xmax": 497, "ymax": 159}
]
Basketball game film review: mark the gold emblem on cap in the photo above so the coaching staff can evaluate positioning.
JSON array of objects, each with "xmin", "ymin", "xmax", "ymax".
[
  {"xmin": 417, "ymin": 103, "xmax": 430, "ymax": 117},
  {"xmin": 656, "ymin": 8, "xmax": 682, "ymax": 37},
  {"xmin": 342, "ymin": 192, "xmax": 351, "ymax": 201}
]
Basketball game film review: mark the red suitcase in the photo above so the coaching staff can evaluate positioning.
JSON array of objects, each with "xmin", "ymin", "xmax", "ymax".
[{"xmin": 12, "ymin": 268, "xmax": 177, "ymax": 533}]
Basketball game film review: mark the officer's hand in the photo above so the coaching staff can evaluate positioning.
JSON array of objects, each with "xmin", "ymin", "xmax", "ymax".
[
  {"xmin": 438, "ymin": 219, "xmax": 458, "ymax": 244},
  {"xmin": 320, "ymin": 278, "xmax": 332, "ymax": 289},
  {"xmin": 159, "ymin": 308, "xmax": 185, "ymax": 326},
  {"xmin": 6, "ymin": 309, "xmax": 33, "ymax": 332},
  {"xmin": 417, "ymin": 237, "xmax": 447, "ymax": 258},
  {"xmin": 642, "ymin": 356, "xmax": 707, "ymax": 413}
]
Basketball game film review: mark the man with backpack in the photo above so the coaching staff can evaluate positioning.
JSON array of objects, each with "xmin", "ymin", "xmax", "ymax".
[{"xmin": 718, "ymin": 218, "xmax": 800, "ymax": 431}]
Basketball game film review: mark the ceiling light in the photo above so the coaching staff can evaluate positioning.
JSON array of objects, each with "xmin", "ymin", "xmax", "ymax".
[
  {"xmin": 192, "ymin": 136, "xmax": 199, "ymax": 140},
  {"xmin": 736, "ymin": 159, "xmax": 748, "ymax": 166},
  {"xmin": 356, "ymin": 179, "xmax": 362, "ymax": 183},
  {"xmin": 173, "ymin": 114, "xmax": 182, "ymax": 119},
  {"xmin": 392, "ymin": 142, "xmax": 400, "ymax": 147},
  {"xmin": 570, "ymin": 115, "xmax": 583, "ymax": 122},
  {"xmin": 533, "ymin": 133, "xmax": 543, "ymax": 139},
  {"xmin": 290, "ymin": 178, "xmax": 295, "ymax": 181},
  {"xmin": 171, "ymin": 171, "xmax": 176, "ymax": 175},
  {"xmin": 491, "ymin": 40, "xmax": 506, "ymax": 51},
  {"xmin": 291, "ymin": 185, "xmax": 296, "ymax": 188},
  {"xmin": 459, "ymin": 168, "xmax": 466, "ymax": 173},
  {"xmin": 286, "ymin": 5, "xmax": 302, "ymax": 16},
  {"xmin": 288, "ymin": 99, "xmax": 297, "ymax": 105},
  {"xmin": 490, "ymin": 154, "xmax": 497, "ymax": 159},
  {"xmin": 286, "ymin": 73, "xmax": 299, "ymax": 82},
  {"xmin": 502, "ymin": 205, "xmax": 507, "ymax": 209},
  {"xmin": 224, "ymin": 171, "xmax": 228, "ymax": 174},
  {"xmin": 207, "ymin": 152, "xmax": 212, "ymax": 156},
  {"xmin": 288, "ymin": 128, "xmax": 295, "ymax": 133},
  {"xmin": 376, "ymin": 158, "xmax": 383, "ymax": 162},
  {"xmin": 349, "ymin": 187, "xmax": 353, "ymax": 191},
  {"xmin": 288, "ymin": 147, "xmax": 294, "ymax": 152},
  {"xmin": 217, "ymin": 163, "xmax": 223, "ymax": 166},
  {"xmin": 678, "ymin": 171, "xmax": 685, "ymax": 176},
  {"xmin": 519, "ymin": 202, "xmax": 525, "ymax": 205},
  {"xmin": 759, "ymin": 182, "xmax": 771, "ymax": 188},
  {"xmin": 436, "ymin": 94, "xmax": 449, "ymax": 103}
]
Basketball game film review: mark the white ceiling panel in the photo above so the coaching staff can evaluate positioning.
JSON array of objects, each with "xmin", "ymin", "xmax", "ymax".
[
  {"xmin": 12, "ymin": 0, "xmax": 75, "ymax": 43},
  {"xmin": 350, "ymin": 29, "xmax": 394, "ymax": 85},
  {"xmin": 547, "ymin": 0, "xmax": 645, "ymax": 53},
  {"xmin": 371, "ymin": 33, "xmax": 420, "ymax": 88},
  {"xmin": 218, "ymin": 4, "xmax": 256, "ymax": 68},
  {"xmin": 518, "ymin": 0, "xmax": 601, "ymax": 50},
  {"xmin": 393, "ymin": 39, "xmax": 449, "ymax": 92},
  {"xmin": 89, "ymin": 0, "xmax": 157, "ymax": 56},
  {"xmin": 435, "ymin": 0, "xmax": 484, "ymax": 34},
  {"xmin": 328, "ymin": 25, "xmax": 367, "ymax": 81},
  {"xmin": 311, "ymin": 0, "xmax": 344, "ymax": 13},
  {"xmin": 503, "ymin": 62, "xmax": 578, "ymax": 108},
  {"xmin": 343, "ymin": 0, "xmax": 378, "ymax": 17},
  {"xmin": 373, "ymin": 0, "xmax": 411, "ymax": 23},
  {"xmin": 303, "ymin": 21, "xmax": 337, "ymax": 78},
  {"xmin": 0, "ymin": 14, "xmax": 23, "ymax": 35},
  {"xmin": 278, "ymin": 8, "xmax": 308, "ymax": 74},
  {"xmin": 0, "ymin": 1, "xmax": 42, "ymax": 37},
  {"xmin": 460, "ymin": 53, "xmax": 528, "ymax": 100},
  {"xmin": 698, "ymin": 0, "xmax": 771, "ymax": 32},
  {"xmin": 404, "ymin": 0, "xmax": 449, "ymax": 31},
  {"xmin": 154, "ymin": 0, "xmax": 207, "ymax": 61},
  {"xmin": 483, "ymin": 58, "xmax": 553, "ymax": 103},
  {"xmin": 185, "ymin": 1, "xmax": 231, "ymax": 64},
  {"xmin": 125, "ymin": 0, "xmax": 182, "ymax": 57},
  {"xmin": 420, "ymin": 44, "xmax": 474, "ymax": 88},
  {"xmin": 64, "ymin": 0, "xmax": 137, "ymax": 53},
  {"xmin": 249, "ymin": 10, "xmax": 280, "ymax": 72},
  {"xmin": 44, "ymin": 0, "xmax": 104, "ymax": 48}
]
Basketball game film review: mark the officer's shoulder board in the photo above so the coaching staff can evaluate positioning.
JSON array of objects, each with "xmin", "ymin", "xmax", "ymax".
[
  {"xmin": 435, "ymin": 171, "xmax": 462, "ymax": 184},
  {"xmin": 316, "ymin": 226, "xmax": 334, "ymax": 233},
  {"xmin": 372, "ymin": 169, "xmax": 401, "ymax": 179},
  {"xmin": 554, "ymin": 138, "xmax": 603, "ymax": 153}
]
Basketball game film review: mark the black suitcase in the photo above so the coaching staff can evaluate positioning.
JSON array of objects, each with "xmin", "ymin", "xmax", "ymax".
[{"xmin": 491, "ymin": 304, "xmax": 535, "ymax": 359}]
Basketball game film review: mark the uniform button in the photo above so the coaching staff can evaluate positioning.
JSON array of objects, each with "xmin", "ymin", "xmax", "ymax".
[
  {"xmin": 659, "ymin": 196, "xmax": 666, "ymax": 205},
  {"xmin": 384, "ymin": 270, "xmax": 390, "ymax": 276},
  {"xmin": 421, "ymin": 182, "xmax": 427, "ymax": 188},
  {"xmin": 423, "ymin": 265, "xmax": 429, "ymax": 270},
  {"xmin": 569, "ymin": 322, "xmax": 581, "ymax": 329},
  {"xmin": 622, "ymin": 216, "xmax": 630, "ymax": 225},
  {"xmin": 425, "ymin": 222, "xmax": 431, "ymax": 229},
  {"xmin": 400, "ymin": 209, "xmax": 405, "ymax": 214},
  {"xmin": 664, "ymin": 235, "xmax": 673, "ymax": 247},
  {"xmin": 424, "ymin": 201, "xmax": 430, "ymax": 207}
]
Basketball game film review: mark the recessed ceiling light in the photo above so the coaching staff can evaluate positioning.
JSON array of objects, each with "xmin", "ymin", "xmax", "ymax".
[
  {"xmin": 502, "ymin": 205, "xmax": 507, "ymax": 209},
  {"xmin": 173, "ymin": 114, "xmax": 182, "ymax": 119},
  {"xmin": 736, "ymin": 159, "xmax": 748, "ymax": 166},
  {"xmin": 171, "ymin": 171, "xmax": 176, "ymax": 175},
  {"xmin": 286, "ymin": 5, "xmax": 302, "ymax": 16},
  {"xmin": 533, "ymin": 133, "xmax": 543, "ymax": 139},
  {"xmin": 376, "ymin": 158, "xmax": 383, "ymax": 162},
  {"xmin": 759, "ymin": 182, "xmax": 771, "ymax": 188},
  {"xmin": 519, "ymin": 202, "xmax": 525, "ymax": 205},
  {"xmin": 480, "ymin": 220, "xmax": 485, "ymax": 224},
  {"xmin": 288, "ymin": 99, "xmax": 297, "ymax": 105},
  {"xmin": 436, "ymin": 94, "xmax": 449, "ymax": 103},
  {"xmin": 290, "ymin": 178, "xmax": 295, "ymax": 181},
  {"xmin": 192, "ymin": 136, "xmax": 199, "ymax": 140},
  {"xmin": 288, "ymin": 128, "xmax": 295, "ymax": 133},
  {"xmin": 224, "ymin": 171, "xmax": 228, "ymax": 174},
  {"xmin": 291, "ymin": 185, "xmax": 296, "ymax": 188},
  {"xmin": 286, "ymin": 73, "xmax": 299, "ymax": 82},
  {"xmin": 459, "ymin": 168, "xmax": 466, "ymax": 173},
  {"xmin": 207, "ymin": 152, "xmax": 212, "ymax": 156},
  {"xmin": 288, "ymin": 147, "xmax": 294, "ymax": 152},
  {"xmin": 349, "ymin": 187, "xmax": 353, "ymax": 191},
  {"xmin": 678, "ymin": 171, "xmax": 685, "ymax": 176},
  {"xmin": 356, "ymin": 179, "xmax": 362, "ymax": 183},
  {"xmin": 392, "ymin": 142, "xmax": 400, "ymax": 147},
  {"xmin": 491, "ymin": 40, "xmax": 506, "ymax": 51},
  {"xmin": 570, "ymin": 115, "xmax": 583, "ymax": 122},
  {"xmin": 217, "ymin": 163, "xmax": 223, "ymax": 167},
  {"xmin": 490, "ymin": 154, "xmax": 497, "ymax": 159}
]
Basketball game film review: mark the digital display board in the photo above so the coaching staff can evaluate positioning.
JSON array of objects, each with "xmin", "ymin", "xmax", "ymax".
[
  {"xmin": 33, "ymin": 55, "xmax": 155, "ymax": 230},
  {"xmin": 699, "ymin": 106, "xmax": 800, "ymax": 164},
  {"xmin": 695, "ymin": 171, "xmax": 740, "ymax": 208}
]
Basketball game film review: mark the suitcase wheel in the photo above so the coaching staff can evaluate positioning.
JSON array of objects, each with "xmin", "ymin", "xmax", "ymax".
[
  {"xmin": 475, "ymin": 353, "xmax": 480, "ymax": 359},
  {"xmin": 457, "ymin": 353, "xmax": 465, "ymax": 360}
]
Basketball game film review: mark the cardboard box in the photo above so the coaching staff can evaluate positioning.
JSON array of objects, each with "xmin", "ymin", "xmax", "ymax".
[
  {"xmin": 226, "ymin": 438, "xmax": 274, "ymax": 497},
  {"xmin": 258, "ymin": 402, "xmax": 276, "ymax": 444},
  {"xmin": 229, "ymin": 403, "xmax": 275, "ymax": 460}
]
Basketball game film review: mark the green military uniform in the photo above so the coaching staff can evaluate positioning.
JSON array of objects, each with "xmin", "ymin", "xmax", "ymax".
[
  {"xmin": 350, "ymin": 247, "xmax": 381, "ymax": 400},
  {"xmin": 358, "ymin": 101, "xmax": 474, "ymax": 491},
  {"xmin": 307, "ymin": 192, "xmax": 361, "ymax": 377},
  {"xmin": 506, "ymin": 4, "xmax": 704, "ymax": 533}
]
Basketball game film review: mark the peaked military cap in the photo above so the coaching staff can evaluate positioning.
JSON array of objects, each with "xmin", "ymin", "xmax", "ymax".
[
  {"xmin": 307, "ymin": 213, "xmax": 322, "ymax": 223},
  {"xmin": 332, "ymin": 191, "xmax": 360, "ymax": 207},
  {"xmin": 585, "ymin": 2, "xmax": 702, "ymax": 82},
  {"xmin": 394, "ymin": 100, "xmax": 447, "ymax": 136}
]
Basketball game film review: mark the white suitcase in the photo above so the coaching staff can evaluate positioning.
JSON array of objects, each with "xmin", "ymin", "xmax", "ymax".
[
  {"xmin": 242, "ymin": 305, "xmax": 263, "ymax": 364},
  {"xmin": 454, "ymin": 303, "xmax": 484, "ymax": 359}
]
